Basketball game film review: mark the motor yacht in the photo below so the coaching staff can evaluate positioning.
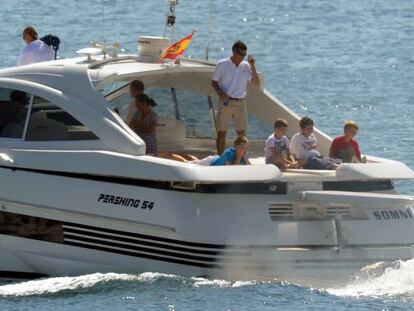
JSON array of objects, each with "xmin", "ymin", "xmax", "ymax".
[{"xmin": 0, "ymin": 36, "xmax": 413, "ymax": 283}]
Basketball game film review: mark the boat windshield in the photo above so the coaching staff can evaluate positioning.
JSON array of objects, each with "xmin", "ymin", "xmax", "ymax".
[
  {"xmin": 96, "ymin": 70, "xmax": 272, "ymax": 159},
  {"xmin": 102, "ymin": 82, "xmax": 272, "ymax": 140},
  {"xmin": 107, "ymin": 86, "xmax": 217, "ymax": 139},
  {"xmin": 100, "ymin": 81, "xmax": 129, "ymax": 97}
]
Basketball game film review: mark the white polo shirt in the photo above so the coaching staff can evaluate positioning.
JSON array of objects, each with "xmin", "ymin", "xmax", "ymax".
[
  {"xmin": 212, "ymin": 58, "xmax": 252, "ymax": 99},
  {"xmin": 289, "ymin": 133, "xmax": 321, "ymax": 160},
  {"xmin": 17, "ymin": 39, "xmax": 55, "ymax": 66}
]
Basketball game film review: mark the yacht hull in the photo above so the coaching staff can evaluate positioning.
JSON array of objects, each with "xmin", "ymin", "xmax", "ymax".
[
  {"xmin": 0, "ymin": 233, "xmax": 413, "ymax": 286},
  {"xmin": 1, "ymin": 166, "xmax": 414, "ymax": 284}
]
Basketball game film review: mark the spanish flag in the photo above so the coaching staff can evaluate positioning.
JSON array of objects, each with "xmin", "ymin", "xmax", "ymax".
[{"xmin": 160, "ymin": 31, "xmax": 195, "ymax": 61}]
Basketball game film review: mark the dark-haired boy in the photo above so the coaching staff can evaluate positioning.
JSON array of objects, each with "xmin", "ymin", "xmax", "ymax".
[
  {"xmin": 290, "ymin": 117, "xmax": 341, "ymax": 170},
  {"xmin": 265, "ymin": 119, "xmax": 299, "ymax": 170}
]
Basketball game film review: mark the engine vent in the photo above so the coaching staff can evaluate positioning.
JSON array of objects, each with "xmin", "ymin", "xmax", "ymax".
[
  {"xmin": 326, "ymin": 206, "xmax": 352, "ymax": 218},
  {"xmin": 268, "ymin": 203, "xmax": 294, "ymax": 220},
  {"xmin": 268, "ymin": 204, "xmax": 354, "ymax": 221}
]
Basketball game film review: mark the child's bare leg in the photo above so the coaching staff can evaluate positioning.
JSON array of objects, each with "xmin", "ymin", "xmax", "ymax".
[
  {"xmin": 158, "ymin": 152, "xmax": 189, "ymax": 162},
  {"xmin": 177, "ymin": 153, "xmax": 199, "ymax": 161}
]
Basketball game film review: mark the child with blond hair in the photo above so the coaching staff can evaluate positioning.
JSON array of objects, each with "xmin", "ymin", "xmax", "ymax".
[
  {"xmin": 210, "ymin": 135, "xmax": 251, "ymax": 166},
  {"xmin": 329, "ymin": 120, "xmax": 362, "ymax": 163}
]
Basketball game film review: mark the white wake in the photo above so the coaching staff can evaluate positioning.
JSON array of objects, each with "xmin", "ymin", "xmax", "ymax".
[
  {"xmin": 0, "ymin": 272, "xmax": 176, "ymax": 297},
  {"xmin": 191, "ymin": 277, "xmax": 258, "ymax": 288},
  {"xmin": 328, "ymin": 259, "xmax": 414, "ymax": 298},
  {"xmin": 0, "ymin": 272, "xmax": 260, "ymax": 297}
]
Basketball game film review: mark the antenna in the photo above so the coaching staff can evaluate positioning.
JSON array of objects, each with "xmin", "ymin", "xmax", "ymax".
[
  {"xmin": 101, "ymin": 0, "xmax": 110, "ymax": 58},
  {"xmin": 101, "ymin": 0, "xmax": 106, "ymax": 58},
  {"xmin": 205, "ymin": 0, "xmax": 213, "ymax": 60},
  {"xmin": 163, "ymin": 0, "xmax": 178, "ymax": 40}
]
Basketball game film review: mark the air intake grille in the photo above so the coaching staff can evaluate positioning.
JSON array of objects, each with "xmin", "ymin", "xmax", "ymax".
[
  {"xmin": 326, "ymin": 206, "xmax": 351, "ymax": 218},
  {"xmin": 268, "ymin": 204, "xmax": 354, "ymax": 221},
  {"xmin": 268, "ymin": 203, "xmax": 294, "ymax": 220}
]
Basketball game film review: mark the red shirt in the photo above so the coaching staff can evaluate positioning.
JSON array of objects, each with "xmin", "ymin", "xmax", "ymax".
[{"xmin": 329, "ymin": 136, "xmax": 361, "ymax": 162}]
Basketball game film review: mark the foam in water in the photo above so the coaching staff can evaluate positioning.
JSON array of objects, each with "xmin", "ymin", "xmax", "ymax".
[
  {"xmin": 327, "ymin": 259, "xmax": 414, "ymax": 298},
  {"xmin": 191, "ymin": 277, "xmax": 258, "ymax": 288},
  {"xmin": 0, "ymin": 272, "xmax": 177, "ymax": 297},
  {"xmin": 7, "ymin": 261, "xmax": 414, "ymax": 300},
  {"xmin": 0, "ymin": 272, "xmax": 261, "ymax": 297},
  {"xmin": 5, "ymin": 262, "xmax": 414, "ymax": 299}
]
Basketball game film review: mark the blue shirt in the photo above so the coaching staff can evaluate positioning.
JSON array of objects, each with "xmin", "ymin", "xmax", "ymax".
[{"xmin": 210, "ymin": 148, "xmax": 246, "ymax": 166}]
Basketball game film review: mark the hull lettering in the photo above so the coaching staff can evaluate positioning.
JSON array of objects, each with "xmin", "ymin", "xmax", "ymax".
[
  {"xmin": 98, "ymin": 193, "xmax": 154, "ymax": 210},
  {"xmin": 373, "ymin": 208, "xmax": 413, "ymax": 220}
]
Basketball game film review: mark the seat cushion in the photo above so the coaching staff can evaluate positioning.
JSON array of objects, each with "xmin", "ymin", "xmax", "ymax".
[{"xmin": 156, "ymin": 118, "xmax": 186, "ymax": 151}]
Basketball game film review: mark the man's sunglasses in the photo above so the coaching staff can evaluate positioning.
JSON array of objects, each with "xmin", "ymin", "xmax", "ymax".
[{"xmin": 236, "ymin": 50, "xmax": 247, "ymax": 57}]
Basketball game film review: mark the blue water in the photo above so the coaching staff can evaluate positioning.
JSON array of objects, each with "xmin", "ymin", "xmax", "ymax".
[{"xmin": 1, "ymin": 0, "xmax": 414, "ymax": 309}]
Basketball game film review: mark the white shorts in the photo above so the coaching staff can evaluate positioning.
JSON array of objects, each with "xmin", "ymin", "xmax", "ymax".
[{"xmin": 190, "ymin": 155, "xmax": 218, "ymax": 166}]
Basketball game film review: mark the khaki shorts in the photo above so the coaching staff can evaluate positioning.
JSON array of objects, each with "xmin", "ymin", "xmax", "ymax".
[{"xmin": 216, "ymin": 98, "xmax": 248, "ymax": 132}]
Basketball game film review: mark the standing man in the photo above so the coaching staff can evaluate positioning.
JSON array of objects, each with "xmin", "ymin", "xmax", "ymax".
[
  {"xmin": 212, "ymin": 40, "xmax": 259, "ymax": 155},
  {"xmin": 18, "ymin": 26, "xmax": 54, "ymax": 66},
  {"xmin": 125, "ymin": 80, "xmax": 145, "ymax": 124}
]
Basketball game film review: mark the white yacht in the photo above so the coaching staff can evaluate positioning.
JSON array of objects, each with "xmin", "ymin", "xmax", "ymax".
[{"xmin": 0, "ymin": 36, "xmax": 413, "ymax": 283}]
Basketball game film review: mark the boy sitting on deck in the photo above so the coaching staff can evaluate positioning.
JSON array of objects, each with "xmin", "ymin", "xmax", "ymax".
[
  {"xmin": 290, "ymin": 117, "xmax": 341, "ymax": 170},
  {"xmin": 264, "ymin": 119, "xmax": 299, "ymax": 170},
  {"xmin": 329, "ymin": 120, "xmax": 364, "ymax": 163}
]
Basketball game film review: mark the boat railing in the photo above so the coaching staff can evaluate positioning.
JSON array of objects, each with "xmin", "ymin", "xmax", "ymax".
[{"xmin": 88, "ymin": 56, "xmax": 140, "ymax": 70}]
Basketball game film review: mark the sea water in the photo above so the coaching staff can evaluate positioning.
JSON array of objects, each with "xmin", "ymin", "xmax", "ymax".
[{"xmin": 0, "ymin": 0, "xmax": 413, "ymax": 309}]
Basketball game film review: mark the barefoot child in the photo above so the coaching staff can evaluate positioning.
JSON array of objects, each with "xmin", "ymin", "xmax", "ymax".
[
  {"xmin": 290, "ymin": 117, "xmax": 341, "ymax": 170},
  {"xmin": 265, "ymin": 119, "xmax": 299, "ymax": 170}
]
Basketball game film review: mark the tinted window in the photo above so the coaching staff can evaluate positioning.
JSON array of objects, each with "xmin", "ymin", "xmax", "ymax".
[
  {"xmin": 108, "ymin": 85, "xmax": 272, "ymax": 139},
  {"xmin": 25, "ymin": 96, "xmax": 98, "ymax": 141},
  {"xmin": 109, "ymin": 92, "xmax": 131, "ymax": 120},
  {"xmin": 108, "ymin": 87, "xmax": 175, "ymax": 121},
  {"xmin": 174, "ymin": 90, "xmax": 216, "ymax": 138},
  {"xmin": 166, "ymin": 89, "xmax": 272, "ymax": 139},
  {"xmin": 0, "ymin": 88, "xmax": 30, "ymax": 139},
  {"xmin": 100, "ymin": 81, "xmax": 128, "ymax": 97}
]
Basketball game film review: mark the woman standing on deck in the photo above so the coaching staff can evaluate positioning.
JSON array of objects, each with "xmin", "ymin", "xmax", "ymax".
[{"xmin": 129, "ymin": 94, "xmax": 158, "ymax": 155}]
